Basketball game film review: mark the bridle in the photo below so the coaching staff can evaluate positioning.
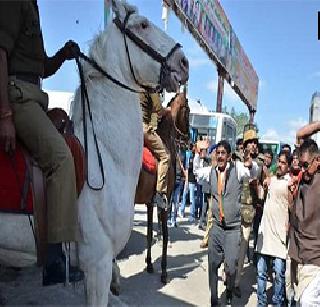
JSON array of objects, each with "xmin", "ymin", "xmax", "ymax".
[
  {"xmin": 113, "ymin": 11, "xmax": 181, "ymax": 93},
  {"xmin": 172, "ymin": 100, "xmax": 190, "ymax": 144},
  {"xmin": 75, "ymin": 11, "xmax": 182, "ymax": 190},
  {"xmin": 173, "ymin": 107, "xmax": 189, "ymax": 139}
]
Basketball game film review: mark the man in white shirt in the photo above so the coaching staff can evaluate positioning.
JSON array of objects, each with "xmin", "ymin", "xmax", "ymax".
[{"xmin": 196, "ymin": 140, "xmax": 258, "ymax": 306}]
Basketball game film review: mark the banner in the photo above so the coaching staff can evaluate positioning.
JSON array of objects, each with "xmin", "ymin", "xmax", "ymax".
[
  {"xmin": 179, "ymin": 0, "xmax": 231, "ymax": 71},
  {"xmin": 170, "ymin": 0, "xmax": 259, "ymax": 111},
  {"xmin": 230, "ymin": 30, "xmax": 258, "ymax": 110}
]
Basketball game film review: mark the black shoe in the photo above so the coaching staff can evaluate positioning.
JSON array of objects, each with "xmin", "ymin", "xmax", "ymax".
[
  {"xmin": 234, "ymin": 286, "xmax": 241, "ymax": 298},
  {"xmin": 198, "ymin": 224, "xmax": 204, "ymax": 230},
  {"xmin": 43, "ymin": 255, "xmax": 84, "ymax": 286},
  {"xmin": 226, "ymin": 290, "xmax": 232, "ymax": 305}
]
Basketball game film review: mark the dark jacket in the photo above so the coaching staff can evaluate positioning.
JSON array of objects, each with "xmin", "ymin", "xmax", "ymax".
[
  {"xmin": 289, "ymin": 173, "xmax": 320, "ymax": 266},
  {"xmin": 210, "ymin": 163, "xmax": 242, "ymax": 228}
]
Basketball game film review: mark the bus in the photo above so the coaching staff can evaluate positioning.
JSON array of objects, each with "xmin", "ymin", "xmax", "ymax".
[
  {"xmin": 189, "ymin": 111, "xmax": 237, "ymax": 150},
  {"xmin": 259, "ymin": 139, "xmax": 282, "ymax": 163}
]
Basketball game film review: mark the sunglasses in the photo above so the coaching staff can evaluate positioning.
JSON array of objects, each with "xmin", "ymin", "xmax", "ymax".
[
  {"xmin": 247, "ymin": 139, "xmax": 258, "ymax": 145},
  {"xmin": 298, "ymin": 158, "xmax": 314, "ymax": 169}
]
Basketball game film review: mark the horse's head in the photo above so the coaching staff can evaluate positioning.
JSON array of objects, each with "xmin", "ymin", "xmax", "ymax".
[
  {"xmin": 107, "ymin": 0, "xmax": 189, "ymax": 93},
  {"xmin": 168, "ymin": 89, "xmax": 190, "ymax": 143}
]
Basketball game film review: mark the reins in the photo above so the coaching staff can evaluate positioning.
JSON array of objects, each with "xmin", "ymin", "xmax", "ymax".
[
  {"xmin": 173, "ymin": 120, "xmax": 189, "ymax": 140},
  {"xmin": 168, "ymin": 94, "xmax": 189, "ymax": 141},
  {"xmin": 74, "ymin": 12, "xmax": 182, "ymax": 190},
  {"xmin": 75, "ymin": 57, "xmax": 105, "ymax": 191},
  {"xmin": 77, "ymin": 52, "xmax": 143, "ymax": 94}
]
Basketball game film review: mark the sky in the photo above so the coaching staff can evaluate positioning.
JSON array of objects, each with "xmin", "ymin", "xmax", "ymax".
[{"xmin": 38, "ymin": 0, "xmax": 320, "ymax": 145}]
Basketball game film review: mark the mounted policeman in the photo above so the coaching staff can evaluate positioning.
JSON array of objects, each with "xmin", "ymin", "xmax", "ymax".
[
  {"xmin": 140, "ymin": 92, "xmax": 172, "ymax": 209},
  {"xmin": 0, "ymin": 0, "xmax": 82, "ymax": 285}
]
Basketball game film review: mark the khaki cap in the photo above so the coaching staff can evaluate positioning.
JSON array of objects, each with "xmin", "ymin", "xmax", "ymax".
[{"xmin": 243, "ymin": 129, "xmax": 258, "ymax": 143}]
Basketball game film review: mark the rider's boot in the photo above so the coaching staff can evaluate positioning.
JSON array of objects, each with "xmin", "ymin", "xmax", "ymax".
[
  {"xmin": 43, "ymin": 243, "xmax": 84, "ymax": 286},
  {"xmin": 153, "ymin": 192, "xmax": 168, "ymax": 209}
]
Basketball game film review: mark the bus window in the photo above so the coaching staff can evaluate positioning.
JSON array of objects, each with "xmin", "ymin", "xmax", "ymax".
[
  {"xmin": 190, "ymin": 127, "xmax": 217, "ymax": 144},
  {"xmin": 222, "ymin": 119, "xmax": 236, "ymax": 150},
  {"xmin": 259, "ymin": 141, "xmax": 280, "ymax": 164},
  {"xmin": 190, "ymin": 114, "xmax": 210, "ymax": 127},
  {"xmin": 189, "ymin": 112, "xmax": 236, "ymax": 148}
]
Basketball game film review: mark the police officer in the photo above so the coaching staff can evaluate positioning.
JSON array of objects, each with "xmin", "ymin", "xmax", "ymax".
[
  {"xmin": 140, "ymin": 92, "xmax": 171, "ymax": 208},
  {"xmin": 0, "ymin": 1, "xmax": 82, "ymax": 285},
  {"xmin": 234, "ymin": 128, "xmax": 261, "ymax": 297}
]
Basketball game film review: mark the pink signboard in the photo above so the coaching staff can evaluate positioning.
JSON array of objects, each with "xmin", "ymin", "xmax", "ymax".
[{"xmin": 172, "ymin": 0, "xmax": 259, "ymax": 111}]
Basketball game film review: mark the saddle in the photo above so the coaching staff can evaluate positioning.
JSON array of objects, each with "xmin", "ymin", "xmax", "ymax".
[
  {"xmin": 142, "ymin": 147, "xmax": 157, "ymax": 175},
  {"xmin": 0, "ymin": 107, "xmax": 85, "ymax": 264}
]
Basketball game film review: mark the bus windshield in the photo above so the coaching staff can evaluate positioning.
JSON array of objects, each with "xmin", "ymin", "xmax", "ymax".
[
  {"xmin": 189, "ymin": 112, "xmax": 236, "ymax": 150},
  {"xmin": 189, "ymin": 114, "xmax": 218, "ymax": 145},
  {"xmin": 259, "ymin": 141, "xmax": 280, "ymax": 163}
]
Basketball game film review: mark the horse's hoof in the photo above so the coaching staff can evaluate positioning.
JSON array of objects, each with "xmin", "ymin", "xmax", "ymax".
[
  {"xmin": 161, "ymin": 274, "xmax": 167, "ymax": 284},
  {"xmin": 110, "ymin": 287, "xmax": 120, "ymax": 296},
  {"xmin": 146, "ymin": 264, "xmax": 154, "ymax": 273}
]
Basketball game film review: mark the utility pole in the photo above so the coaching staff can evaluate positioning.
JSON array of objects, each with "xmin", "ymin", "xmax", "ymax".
[
  {"xmin": 216, "ymin": 66, "xmax": 225, "ymax": 113},
  {"xmin": 249, "ymin": 111, "xmax": 255, "ymax": 124}
]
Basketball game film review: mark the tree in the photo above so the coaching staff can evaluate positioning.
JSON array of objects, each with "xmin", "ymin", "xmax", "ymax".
[
  {"xmin": 232, "ymin": 112, "xmax": 250, "ymax": 137},
  {"xmin": 221, "ymin": 106, "xmax": 249, "ymax": 136}
]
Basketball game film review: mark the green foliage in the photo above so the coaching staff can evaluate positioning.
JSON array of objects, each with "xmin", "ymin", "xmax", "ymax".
[{"xmin": 222, "ymin": 106, "xmax": 250, "ymax": 137}]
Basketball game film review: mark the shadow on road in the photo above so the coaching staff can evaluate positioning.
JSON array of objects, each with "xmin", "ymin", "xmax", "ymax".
[
  {"xmin": 168, "ymin": 222, "xmax": 203, "ymax": 243},
  {"xmin": 223, "ymin": 263, "xmax": 257, "ymax": 306},
  {"xmin": 119, "ymin": 250, "xmax": 207, "ymax": 306},
  {"xmin": 117, "ymin": 230, "xmax": 147, "ymax": 260}
]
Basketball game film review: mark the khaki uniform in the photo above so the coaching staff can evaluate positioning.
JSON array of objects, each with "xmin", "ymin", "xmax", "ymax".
[
  {"xmin": 140, "ymin": 93, "xmax": 170, "ymax": 194},
  {"xmin": 235, "ymin": 157, "xmax": 262, "ymax": 287},
  {"xmin": 0, "ymin": 1, "xmax": 78, "ymax": 243}
]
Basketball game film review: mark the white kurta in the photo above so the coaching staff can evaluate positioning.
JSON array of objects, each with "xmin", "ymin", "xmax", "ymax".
[{"xmin": 256, "ymin": 175, "xmax": 290, "ymax": 260}]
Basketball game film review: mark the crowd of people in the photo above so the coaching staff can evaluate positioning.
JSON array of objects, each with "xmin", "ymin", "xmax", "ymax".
[{"xmin": 167, "ymin": 124, "xmax": 320, "ymax": 307}]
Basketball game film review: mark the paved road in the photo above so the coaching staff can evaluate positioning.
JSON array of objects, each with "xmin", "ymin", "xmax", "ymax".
[{"xmin": 0, "ymin": 204, "xmax": 263, "ymax": 306}]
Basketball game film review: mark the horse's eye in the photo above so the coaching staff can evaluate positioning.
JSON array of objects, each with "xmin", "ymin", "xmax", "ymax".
[{"xmin": 140, "ymin": 20, "xmax": 149, "ymax": 30}]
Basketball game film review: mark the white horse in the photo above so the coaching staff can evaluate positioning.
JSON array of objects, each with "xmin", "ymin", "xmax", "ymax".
[{"xmin": 71, "ymin": 0, "xmax": 189, "ymax": 305}]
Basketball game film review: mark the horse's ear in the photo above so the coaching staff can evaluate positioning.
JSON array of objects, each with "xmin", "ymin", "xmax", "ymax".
[{"xmin": 112, "ymin": 0, "xmax": 138, "ymax": 23}]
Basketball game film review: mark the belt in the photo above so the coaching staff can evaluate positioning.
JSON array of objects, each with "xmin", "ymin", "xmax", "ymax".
[{"xmin": 10, "ymin": 73, "xmax": 41, "ymax": 86}]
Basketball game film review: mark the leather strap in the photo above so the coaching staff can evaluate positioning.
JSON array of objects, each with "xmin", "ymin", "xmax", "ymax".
[
  {"xmin": 19, "ymin": 147, "xmax": 32, "ymax": 211},
  {"xmin": 31, "ymin": 160, "xmax": 47, "ymax": 266}
]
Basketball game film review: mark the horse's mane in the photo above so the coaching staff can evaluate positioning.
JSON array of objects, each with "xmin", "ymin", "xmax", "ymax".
[
  {"xmin": 166, "ymin": 93, "xmax": 179, "ymax": 107},
  {"xmin": 88, "ymin": 31, "xmax": 108, "ymax": 64}
]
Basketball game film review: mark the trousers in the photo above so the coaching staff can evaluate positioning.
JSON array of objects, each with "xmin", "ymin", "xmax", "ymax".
[
  {"xmin": 143, "ymin": 124, "xmax": 170, "ymax": 194},
  {"xmin": 8, "ymin": 78, "xmax": 79, "ymax": 243},
  {"xmin": 208, "ymin": 223, "xmax": 240, "ymax": 305},
  {"xmin": 235, "ymin": 220, "xmax": 252, "ymax": 286}
]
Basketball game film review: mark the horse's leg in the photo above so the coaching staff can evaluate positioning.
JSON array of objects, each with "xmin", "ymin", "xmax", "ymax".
[
  {"xmin": 146, "ymin": 203, "xmax": 154, "ymax": 273},
  {"xmin": 160, "ymin": 208, "xmax": 168, "ymax": 284},
  {"xmin": 156, "ymin": 206, "xmax": 162, "ymax": 240},
  {"xmin": 110, "ymin": 258, "xmax": 120, "ymax": 296},
  {"xmin": 80, "ymin": 241, "xmax": 113, "ymax": 306}
]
